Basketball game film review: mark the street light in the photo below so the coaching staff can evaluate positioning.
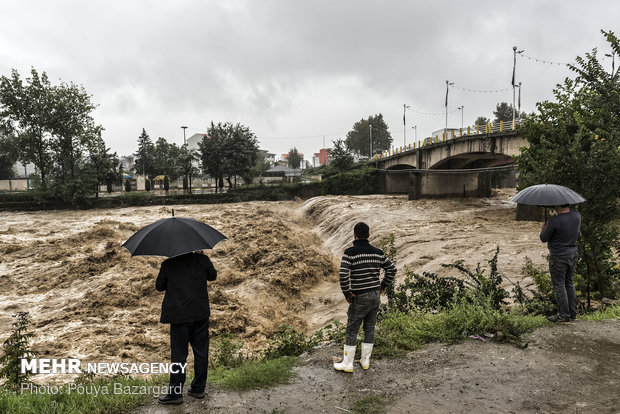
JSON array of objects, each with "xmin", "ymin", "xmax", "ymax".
[
  {"xmin": 457, "ymin": 105, "xmax": 464, "ymax": 129},
  {"xmin": 369, "ymin": 124, "xmax": 373, "ymax": 158},
  {"xmin": 181, "ymin": 126, "xmax": 188, "ymax": 145},
  {"xmin": 411, "ymin": 125, "xmax": 417, "ymax": 142},
  {"xmin": 605, "ymin": 52, "xmax": 616, "ymax": 75},
  {"xmin": 445, "ymin": 80, "xmax": 453, "ymax": 132},
  {"xmin": 512, "ymin": 46, "xmax": 524, "ymax": 126},
  {"xmin": 403, "ymin": 104, "xmax": 410, "ymax": 147}
]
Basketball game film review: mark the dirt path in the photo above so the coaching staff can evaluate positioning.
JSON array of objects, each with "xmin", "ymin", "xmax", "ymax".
[{"xmin": 133, "ymin": 319, "xmax": 620, "ymax": 413}]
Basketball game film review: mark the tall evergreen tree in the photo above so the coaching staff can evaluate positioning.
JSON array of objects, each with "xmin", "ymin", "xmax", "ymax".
[
  {"xmin": 345, "ymin": 114, "xmax": 392, "ymax": 157},
  {"xmin": 133, "ymin": 128, "xmax": 155, "ymax": 178}
]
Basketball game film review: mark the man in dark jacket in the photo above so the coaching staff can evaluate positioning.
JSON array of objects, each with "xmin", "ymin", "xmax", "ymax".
[
  {"xmin": 155, "ymin": 251, "xmax": 217, "ymax": 404},
  {"xmin": 540, "ymin": 204, "xmax": 581, "ymax": 323},
  {"xmin": 334, "ymin": 222, "xmax": 396, "ymax": 372}
]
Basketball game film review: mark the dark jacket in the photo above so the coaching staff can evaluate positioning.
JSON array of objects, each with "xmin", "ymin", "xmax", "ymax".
[
  {"xmin": 339, "ymin": 239, "xmax": 397, "ymax": 300},
  {"xmin": 540, "ymin": 210, "xmax": 581, "ymax": 256},
  {"xmin": 156, "ymin": 252, "xmax": 217, "ymax": 324}
]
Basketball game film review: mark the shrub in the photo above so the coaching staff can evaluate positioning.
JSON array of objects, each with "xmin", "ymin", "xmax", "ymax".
[
  {"xmin": 124, "ymin": 179, "xmax": 131, "ymax": 192},
  {"xmin": 321, "ymin": 164, "xmax": 378, "ymax": 195},
  {"xmin": 512, "ymin": 259, "xmax": 557, "ymax": 316},
  {"xmin": 0, "ymin": 312, "xmax": 35, "ymax": 392},
  {"xmin": 264, "ymin": 324, "xmax": 311, "ymax": 359},
  {"xmin": 210, "ymin": 332, "xmax": 245, "ymax": 368}
]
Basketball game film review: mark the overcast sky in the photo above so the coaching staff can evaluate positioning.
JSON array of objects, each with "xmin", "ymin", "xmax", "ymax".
[{"xmin": 1, "ymin": 0, "xmax": 618, "ymax": 161}]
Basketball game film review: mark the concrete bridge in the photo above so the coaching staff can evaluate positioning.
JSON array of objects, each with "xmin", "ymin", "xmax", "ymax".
[{"xmin": 373, "ymin": 124, "xmax": 529, "ymax": 197}]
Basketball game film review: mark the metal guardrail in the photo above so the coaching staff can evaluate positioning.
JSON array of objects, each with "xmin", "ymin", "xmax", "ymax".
[{"xmin": 373, "ymin": 119, "xmax": 525, "ymax": 161}]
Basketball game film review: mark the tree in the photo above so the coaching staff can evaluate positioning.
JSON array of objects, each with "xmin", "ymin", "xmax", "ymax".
[
  {"xmin": 133, "ymin": 128, "xmax": 155, "ymax": 178},
  {"xmin": 199, "ymin": 122, "xmax": 259, "ymax": 191},
  {"xmin": 177, "ymin": 143, "xmax": 198, "ymax": 193},
  {"xmin": 515, "ymin": 30, "xmax": 620, "ymax": 307},
  {"xmin": 0, "ymin": 69, "xmax": 55, "ymax": 191},
  {"xmin": 288, "ymin": 147, "xmax": 302, "ymax": 169},
  {"xmin": 1, "ymin": 68, "xmax": 104, "ymax": 202},
  {"xmin": 493, "ymin": 102, "xmax": 527, "ymax": 123},
  {"xmin": 153, "ymin": 137, "xmax": 181, "ymax": 179},
  {"xmin": 89, "ymin": 132, "xmax": 119, "ymax": 198},
  {"xmin": 345, "ymin": 114, "xmax": 392, "ymax": 157},
  {"xmin": 0, "ymin": 133, "xmax": 18, "ymax": 179},
  {"xmin": 329, "ymin": 139, "xmax": 354, "ymax": 172},
  {"xmin": 474, "ymin": 116, "xmax": 490, "ymax": 126}
]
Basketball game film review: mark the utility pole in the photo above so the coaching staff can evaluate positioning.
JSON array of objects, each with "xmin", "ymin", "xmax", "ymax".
[
  {"xmin": 458, "ymin": 105, "xmax": 464, "ymax": 129},
  {"xmin": 181, "ymin": 126, "xmax": 188, "ymax": 145},
  {"xmin": 369, "ymin": 124, "xmax": 373, "ymax": 158},
  {"xmin": 403, "ymin": 104, "xmax": 410, "ymax": 147},
  {"xmin": 412, "ymin": 125, "xmax": 417, "ymax": 142}
]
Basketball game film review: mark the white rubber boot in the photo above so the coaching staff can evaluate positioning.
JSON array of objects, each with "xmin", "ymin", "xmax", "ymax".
[
  {"xmin": 333, "ymin": 345, "xmax": 356, "ymax": 372},
  {"xmin": 360, "ymin": 342, "xmax": 374, "ymax": 370}
]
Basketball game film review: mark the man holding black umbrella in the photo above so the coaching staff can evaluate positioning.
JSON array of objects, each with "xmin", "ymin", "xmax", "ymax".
[
  {"xmin": 540, "ymin": 204, "xmax": 581, "ymax": 323},
  {"xmin": 155, "ymin": 250, "xmax": 217, "ymax": 404}
]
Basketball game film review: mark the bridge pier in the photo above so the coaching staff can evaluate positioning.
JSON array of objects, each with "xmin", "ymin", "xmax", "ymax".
[{"xmin": 406, "ymin": 170, "xmax": 492, "ymax": 200}]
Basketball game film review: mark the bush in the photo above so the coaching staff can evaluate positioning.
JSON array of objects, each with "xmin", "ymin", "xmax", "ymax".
[
  {"xmin": 264, "ymin": 324, "xmax": 312, "ymax": 359},
  {"xmin": 117, "ymin": 192, "xmax": 152, "ymax": 206},
  {"xmin": 124, "ymin": 179, "xmax": 131, "ymax": 192},
  {"xmin": 512, "ymin": 259, "xmax": 557, "ymax": 316},
  {"xmin": 210, "ymin": 332, "xmax": 245, "ymax": 368},
  {"xmin": 321, "ymin": 164, "xmax": 378, "ymax": 195}
]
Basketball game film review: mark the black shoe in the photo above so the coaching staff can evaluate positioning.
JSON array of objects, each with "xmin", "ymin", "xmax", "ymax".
[
  {"xmin": 188, "ymin": 389, "xmax": 205, "ymax": 399},
  {"xmin": 547, "ymin": 314, "xmax": 570, "ymax": 323},
  {"xmin": 158, "ymin": 394, "xmax": 183, "ymax": 405}
]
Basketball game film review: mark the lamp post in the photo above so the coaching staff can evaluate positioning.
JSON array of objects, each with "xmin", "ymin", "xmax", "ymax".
[
  {"xmin": 457, "ymin": 105, "xmax": 464, "ymax": 129},
  {"xmin": 181, "ymin": 126, "xmax": 188, "ymax": 145},
  {"xmin": 445, "ymin": 80, "xmax": 453, "ymax": 132},
  {"xmin": 369, "ymin": 124, "xmax": 373, "ymax": 158},
  {"xmin": 512, "ymin": 46, "xmax": 523, "ymax": 126},
  {"xmin": 412, "ymin": 125, "xmax": 417, "ymax": 142},
  {"xmin": 403, "ymin": 104, "xmax": 410, "ymax": 147}
]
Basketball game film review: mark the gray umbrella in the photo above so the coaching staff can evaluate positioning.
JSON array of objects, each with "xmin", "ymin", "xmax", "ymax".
[{"xmin": 509, "ymin": 184, "xmax": 586, "ymax": 206}]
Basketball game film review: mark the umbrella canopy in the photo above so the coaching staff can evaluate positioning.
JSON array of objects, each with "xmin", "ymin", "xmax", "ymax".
[
  {"xmin": 122, "ymin": 217, "xmax": 227, "ymax": 258},
  {"xmin": 509, "ymin": 184, "xmax": 586, "ymax": 206}
]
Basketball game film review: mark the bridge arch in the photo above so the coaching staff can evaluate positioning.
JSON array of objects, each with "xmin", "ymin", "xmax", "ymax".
[
  {"xmin": 386, "ymin": 163, "xmax": 416, "ymax": 171},
  {"xmin": 429, "ymin": 153, "xmax": 515, "ymax": 169}
]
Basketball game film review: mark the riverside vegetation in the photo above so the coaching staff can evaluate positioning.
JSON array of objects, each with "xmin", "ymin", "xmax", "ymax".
[{"xmin": 2, "ymin": 236, "xmax": 618, "ymax": 414}]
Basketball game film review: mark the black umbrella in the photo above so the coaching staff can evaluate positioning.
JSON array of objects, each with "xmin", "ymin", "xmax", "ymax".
[
  {"xmin": 122, "ymin": 213, "xmax": 227, "ymax": 258},
  {"xmin": 509, "ymin": 184, "xmax": 586, "ymax": 206}
]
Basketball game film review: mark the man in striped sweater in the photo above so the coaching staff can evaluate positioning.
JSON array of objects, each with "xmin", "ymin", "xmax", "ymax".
[{"xmin": 334, "ymin": 222, "xmax": 397, "ymax": 372}]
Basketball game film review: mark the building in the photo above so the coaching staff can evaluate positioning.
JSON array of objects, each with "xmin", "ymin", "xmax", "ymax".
[
  {"xmin": 186, "ymin": 133, "xmax": 207, "ymax": 152},
  {"xmin": 119, "ymin": 155, "xmax": 135, "ymax": 174},
  {"xmin": 312, "ymin": 148, "xmax": 330, "ymax": 167},
  {"xmin": 259, "ymin": 149, "xmax": 276, "ymax": 166}
]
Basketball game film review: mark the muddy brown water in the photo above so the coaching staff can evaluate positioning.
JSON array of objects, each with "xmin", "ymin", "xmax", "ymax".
[{"xmin": 2, "ymin": 191, "xmax": 557, "ymax": 384}]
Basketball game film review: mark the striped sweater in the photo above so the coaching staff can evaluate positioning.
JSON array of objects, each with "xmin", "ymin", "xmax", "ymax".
[{"xmin": 339, "ymin": 239, "xmax": 397, "ymax": 299}]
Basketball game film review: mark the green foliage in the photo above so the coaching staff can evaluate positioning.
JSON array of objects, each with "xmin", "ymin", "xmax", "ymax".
[
  {"xmin": 346, "ymin": 113, "xmax": 392, "ymax": 157},
  {"xmin": 133, "ymin": 129, "xmax": 155, "ymax": 177},
  {"xmin": 0, "ymin": 68, "xmax": 103, "ymax": 202},
  {"xmin": 210, "ymin": 332, "xmax": 245, "ymax": 368},
  {"xmin": 511, "ymin": 259, "xmax": 557, "ymax": 316},
  {"xmin": 0, "ymin": 374, "xmax": 160, "ymax": 413},
  {"xmin": 123, "ymin": 178, "xmax": 131, "ymax": 192},
  {"xmin": 208, "ymin": 357, "xmax": 296, "ymax": 391},
  {"xmin": 329, "ymin": 139, "xmax": 354, "ymax": 172},
  {"xmin": 441, "ymin": 247, "xmax": 509, "ymax": 310},
  {"xmin": 163, "ymin": 175, "xmax": 169, "ymax": 191},
  {"xmin": 0, "ymin": 312, "xmax": 35, "ymax": 393},
  {"xmin": 374, "ymin": 301, "xmax": 548, "ymax": 357},
  {"xmin": 117, "ymin": 191, "xmax": 151, "ymax": 206},
  {"xmin": 310, "ymin": 319, "xmax": 346, "ymax": 344},
  {"xmin": 287, "ymin": 147, "xmax": 302, "ymax": 169},
  {"xmin": 474, "ymin": 116, "xmax": 490, "ymax": 127},
  {"xmin": 321, "ymin": 164, "xmax": 378, "ymax": 195},
  {"xmin": 144, "ymin": 178, "xmax": 151, "ymax": 192},
  {"xmin": 515, "ymin": 30, "xmax": 620, "ymax": 305},
  {"xmin": 581, "ymin": 304, "xmax": 620, "ymax": 320},
  {"xmin": 200, "ymin": 122, "xmax": 259, "ymax": 191},
  {"xmin": 0, "ymin": 133, "xmax": 18, "ymax": 179},
  {"xmin": 265, "ymin": 324, "xmax": 312, "ymax": 359}
]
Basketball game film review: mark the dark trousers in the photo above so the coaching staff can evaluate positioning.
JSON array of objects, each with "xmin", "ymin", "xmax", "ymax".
[
  {"xmin": 549, "ymin": 252, "xmax": 578, "ymax": 320},
  {"xmin": 345, "ymin": 290, "xmax": 381, "ymax": 346},
  {"xmin": 169, "ymin": 318, "xmax": 210, "ymax": 395}
]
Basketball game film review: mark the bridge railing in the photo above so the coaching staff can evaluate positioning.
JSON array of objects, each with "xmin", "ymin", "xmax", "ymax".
[{"xmin": 372, "ymin": 119, "xmax": 525, "ymax": 161}]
